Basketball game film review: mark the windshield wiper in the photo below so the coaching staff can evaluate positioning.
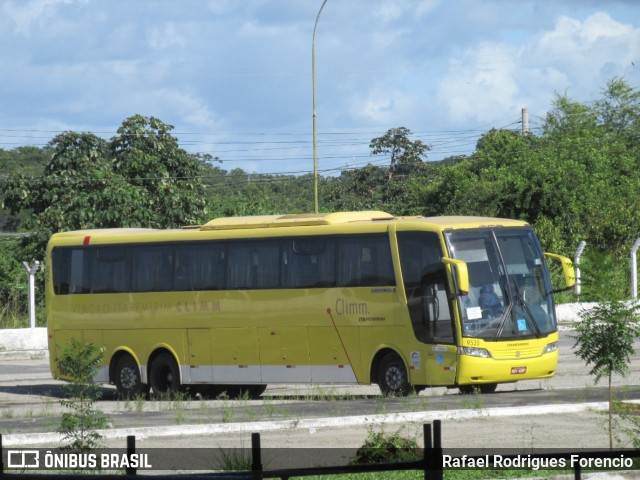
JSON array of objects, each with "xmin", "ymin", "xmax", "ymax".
[
  {"xmin": 493, "ymin": 301, "xmax": 513, "ymax": 341},
  {"xmin": 512, "ymin": 282, "xmax": 542, "ymax": 338}
]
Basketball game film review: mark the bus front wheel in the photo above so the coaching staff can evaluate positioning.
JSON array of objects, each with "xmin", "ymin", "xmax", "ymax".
[
  {"xmin": 150, "ymin": 352, "xmax": 180, "ymax": 397},
  {"xmin": 378, "ymin": 353, "xmax": 411, "ymax": 396},
  {"xmin": 114, "ymin": 354, "xmax": 149, "ymax": 399}
]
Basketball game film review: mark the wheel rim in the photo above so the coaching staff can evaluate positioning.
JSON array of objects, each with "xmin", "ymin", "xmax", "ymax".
[
  {"xmin": 119, "ymin": 365, "xmax": 138, "ymax": 390},
  {"xmin": 385, "ymin": 364, "xmax": 405, "ymax": 391}
]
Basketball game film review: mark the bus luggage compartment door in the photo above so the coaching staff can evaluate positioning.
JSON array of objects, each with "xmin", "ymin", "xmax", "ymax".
[{"xmin": 187, "ymin": 328, "xmax": 213, "ymax": 383}]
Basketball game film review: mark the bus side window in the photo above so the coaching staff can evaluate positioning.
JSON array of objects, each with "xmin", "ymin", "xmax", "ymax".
[
  {"xmin": 227, "ymin": 241, "xmax": 280, "ymax": 290},
  {"xmin": 175, "ymin": 243, "xmax": 226, "ymax": 291},
  {"xmin": 337, "ymin": 235, "xmax": 395, "ymax": 287},
  {"xmin": 283, "ymin": 238, "xmax": 336, "ymax": 288},
  {"xmin": 91, "ymin": 247, "xmax": 130, "ymax": 294},
  {"xmin": 131, "ymin": 246, "xmax": 175, "ymax": 292}
]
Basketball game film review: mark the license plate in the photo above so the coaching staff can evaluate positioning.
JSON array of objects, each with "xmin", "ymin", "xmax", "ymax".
[{"xmin": 511, "ymin": 367, "xmax": 527, "ymax": 374}]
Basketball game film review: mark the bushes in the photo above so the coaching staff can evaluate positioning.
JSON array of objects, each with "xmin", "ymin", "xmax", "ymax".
[{"xmin": 351, "ymin": 426, "xmax": 421, "ymax": 464}]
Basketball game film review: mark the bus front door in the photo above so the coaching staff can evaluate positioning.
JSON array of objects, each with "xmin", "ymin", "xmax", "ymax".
[{"xmin": 397, "ymin": 230, "xmax": 457, "ymax": 388}]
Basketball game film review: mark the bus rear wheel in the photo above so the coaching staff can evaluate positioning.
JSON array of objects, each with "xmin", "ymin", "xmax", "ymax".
[
  {"xmin": 114, "ymin": 354, "xmax": 149, "ymax": 399},
  {"xmin": 150, "ymin": 352, "xmax": 180, "ymax": 397},
  {"xmin": 378, "ymin": 353, "xmax": 411, "ymax": 396}
]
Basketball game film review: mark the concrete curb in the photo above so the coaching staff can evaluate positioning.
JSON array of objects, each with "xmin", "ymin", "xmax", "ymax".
[{"xmin": 2, "ymin": 401, "xmax": 608, "ymax": 447}]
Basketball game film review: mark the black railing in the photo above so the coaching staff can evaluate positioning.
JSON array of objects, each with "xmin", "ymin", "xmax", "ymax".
[{"xmin": 1, "ymin": 420, "xmax": 639, "ymax": 480}]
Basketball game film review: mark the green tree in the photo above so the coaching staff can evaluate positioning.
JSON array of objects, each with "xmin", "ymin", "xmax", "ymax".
[
  {"xmin": 110, "ymin": 115, "xmax": 207, "ymax": 228},
  {"xmin": 369, "ymin": 127, "xmax": 430, "ymax": 180},
  {"xmin": 57, "ymin": 338, "xmax": 108, "ymax": 451},
  {"xmin": 3, "ymin": 115, "xmax": 207, "ymax": 258},
  {"xmin": 413, "ymin": 78, "xmax": 640, "ymax": 263},
  {"xmin": 573, "ymin": 300, "xmax": 640, "ymax": 448}
]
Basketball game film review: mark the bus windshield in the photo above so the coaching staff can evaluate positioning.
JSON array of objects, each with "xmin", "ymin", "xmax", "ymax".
[{"xmin": 446, "ymin": 228, "xmax": 556, "ymax": 341}]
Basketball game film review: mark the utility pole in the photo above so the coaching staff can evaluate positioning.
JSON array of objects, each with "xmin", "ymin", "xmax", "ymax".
[
  {"xmin": 521, "ymin": 108, "xmax": 529, "ymax": 135},
  {"xmin": 312, "ymin": 0, "xmax": 328, "ymax": 214}
]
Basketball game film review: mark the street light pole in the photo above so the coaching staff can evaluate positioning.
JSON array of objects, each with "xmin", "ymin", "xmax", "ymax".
[{"xmin": 312, "ymin": 0, "xmax": 328, "ymax": 214}]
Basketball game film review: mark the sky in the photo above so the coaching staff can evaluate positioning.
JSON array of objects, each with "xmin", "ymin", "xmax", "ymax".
[{"xmin": 1, "ymin": 0, "xmax": 639, "ymax": 176}]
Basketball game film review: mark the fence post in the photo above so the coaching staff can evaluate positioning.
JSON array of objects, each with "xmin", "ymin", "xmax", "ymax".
[
  {"xmin": 126, "ymin": 434, "xmax": 136, "ymax": 476},
  {"xmin": 573, "ymin": 454, "xmax": 581, "ymax": 480},
  {"xmin": 251, "ymin": 432, "xmax": 262, "ymax": 480},
  {"xmin": 21, "ymin": 260, "xmax": 40, "ymax": 329},
  {"xmin": 433, "ymin": 420, "xmax": 443, "ymax": 480},
  {"xmin": 574, "ymin": 241, "xmax": 586, "ymax": 298},
  {"xmin": 631, "ymin": 238, "xmax": 640, "ymax": 299},
  {"xmin": 423, "ymin": 423, "xmax": 431, "ymax": 480}
]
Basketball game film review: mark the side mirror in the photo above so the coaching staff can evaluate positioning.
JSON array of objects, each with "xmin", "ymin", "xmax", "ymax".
[
  {"xmin": 442, "ymin": 257, "xmax": 469, "ymax": 296},
  {"xmin": 544, "ymin": 253, "xmax": 576, "ymax": 290}
]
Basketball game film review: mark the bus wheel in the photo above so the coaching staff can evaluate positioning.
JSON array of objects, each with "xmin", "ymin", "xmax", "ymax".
[
  {"xmin": 114, "ymin": 354, "xmax": 149, "ymax": 399},
  {"xmin": 479, "ymin": 383, "xmax": 498, "ymax": 394},
  {"xmin": 150, "ymin": 352, "xmax": 180, "ymax": 397},
  {"xmin": 378, "ymin": 353, "xmax": 410, "ymax": 396},
  {"xmin": 244, "ymin": 384, "xmax": 267, "ymax": 398}
]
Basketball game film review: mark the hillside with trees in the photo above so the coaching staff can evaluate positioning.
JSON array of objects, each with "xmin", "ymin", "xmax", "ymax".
[{"xmin": 1, "ymin": 78, "xmax": 639, "ymax": 324}]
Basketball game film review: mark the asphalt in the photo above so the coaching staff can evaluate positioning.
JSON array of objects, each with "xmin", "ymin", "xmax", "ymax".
[{"xmin": 1, "ymin": 325, "xmax": 640, "ymax": 479}]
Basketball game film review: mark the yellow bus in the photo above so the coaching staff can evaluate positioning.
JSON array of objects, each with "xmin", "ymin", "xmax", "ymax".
[{"xmin": 45, "ymin": 211, "xmax": 574, "ymax": 397}]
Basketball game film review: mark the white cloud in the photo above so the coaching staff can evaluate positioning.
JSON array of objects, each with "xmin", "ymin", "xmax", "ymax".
[
  {"xmin": 374, "ymin": 1, "xmax": 405, "ymax": 23},
  {"xmin": 2, "ymin": 1, "xmax": 640, "ymax": 173},
  {"xmin": 2, "ymin": 0, "xmax": 77, "ymax": 36},
  {"xmin": 436, "ymin": 43, "xmax": 520, "ymax": 123},
  {"xmin": 349, "ymin": 85, "xmax": 416, "ymax": 124},
  {"xmin": 436, "ymin": 11, "xmax": 640, "ymax": 125},
  {"xmin": 147, "ymin": 23, "xmax": 188, "ymax": 49}
]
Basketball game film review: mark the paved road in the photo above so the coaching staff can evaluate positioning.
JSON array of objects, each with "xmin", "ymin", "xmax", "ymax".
[{"xmin": 1, "ymin": 330, "xmax": 640, "ymax": 475}]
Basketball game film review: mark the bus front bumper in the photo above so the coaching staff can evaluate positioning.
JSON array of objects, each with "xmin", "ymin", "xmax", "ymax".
[{"xmin": 456, "ymin": 350, "xmax": 558, "ymax": 386}]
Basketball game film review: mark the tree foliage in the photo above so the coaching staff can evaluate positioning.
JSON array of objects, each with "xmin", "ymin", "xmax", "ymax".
[
  {"xmin": 369, "ymin": 127, "xmax": 430, "ymax": 180},
  {"xmin": 3, "ymin": 115, "xmax": 207, "ymax": 257},
  {"xmin": 415, "ymin": 78, "xmax": 640, "ymax": 262},
  {"xmin": 573, "ymin": 300, "xmax": 640, "ymax": 448},
  {"xmin": 56, "ymin": 338, "xmax": 108, "ymax": 451}
]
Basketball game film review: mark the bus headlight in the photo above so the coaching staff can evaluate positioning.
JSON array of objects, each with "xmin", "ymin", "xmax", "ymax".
[
  {"xmin": 543, "ymin": 342, "xmax": 558, "ymax": 354},
  {"xmin": 458, "ymin": 346, "xmax": 492, "ymax": 358}
]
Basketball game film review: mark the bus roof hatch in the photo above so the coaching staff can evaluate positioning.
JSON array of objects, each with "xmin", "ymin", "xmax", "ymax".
[{"xmin": 199, "ymin": 211, "xmax": 394, "ymax": 230}]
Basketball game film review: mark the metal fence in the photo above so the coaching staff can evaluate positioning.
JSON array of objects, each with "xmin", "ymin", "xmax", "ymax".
[{"xmin": 1, "ymin": 420, "xmax": 639, "ymax": 480}]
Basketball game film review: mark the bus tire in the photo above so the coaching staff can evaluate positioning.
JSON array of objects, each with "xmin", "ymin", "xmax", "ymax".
[
  {"xmin": 244, "ymin": 384, "xmax": 267, "ymax": 398},
  {"xmin": 114, "ymin": 354, "xmax": 149, "ymax": 399},
  {"xmin": 378, "ymin": 353, "xmax": 411, "ymax": 396},
  {"xmin": 149, "ymin": 352, "xmax": 180, "ymax": 397}
]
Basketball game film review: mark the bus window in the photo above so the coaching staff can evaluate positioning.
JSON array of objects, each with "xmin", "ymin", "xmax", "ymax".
[
  {"xmin": 175, "ymin": 243, "xmax": 226, "ymax": 291},
  {"xmin": 92, "ymin": 247, "xmax": 130, "ymax": 294},
  {"xmin": 131, "ymin": 245, "xmax": 175, "ymax": 292},
  {"xmin": 52, "ymin": 247, "xmax": 90, "ymax": 295},
  {"xmin": 227, "ymin": 241, "xmax": 280, "ymax": 289},
  {"xmin": 397, "ymin": 231, "xmax": 454, "ymax": 344},
  {"xmin": 337, "ymin": 235, "xmax": 394, "ymax": 287},
  {"xmin": 283, "ymin": 238, "xmax": 336, "ymax": 288}
]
